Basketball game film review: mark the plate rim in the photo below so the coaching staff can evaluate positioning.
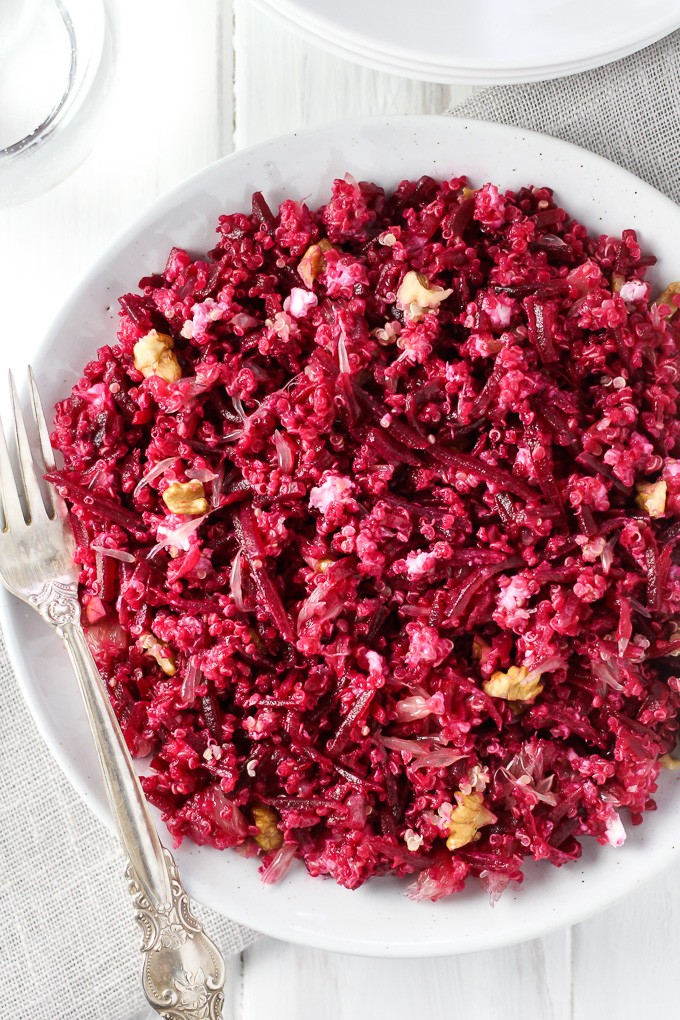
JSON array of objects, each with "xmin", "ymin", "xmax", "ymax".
[{"xmin": 252, "ymin": 0, "xmax": 680, "ymax": 83}]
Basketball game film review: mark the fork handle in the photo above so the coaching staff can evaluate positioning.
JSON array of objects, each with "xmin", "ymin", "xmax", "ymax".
[
  {"xmin": 61, "ymin": 620, "xmax": 226, "ymax": 1019},
  {"xmin": 63, "ymin": 621, "xmax": 171, "ymax": 905}
]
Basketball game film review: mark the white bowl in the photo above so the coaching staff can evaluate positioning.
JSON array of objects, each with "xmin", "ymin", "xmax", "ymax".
[
  {"xmin": 5, "ymin": 116, "xmax": 680, "ymax": 957},
  {"xmin": 250, "ymin": 0, "xmax": 680, "ymax": 85}
]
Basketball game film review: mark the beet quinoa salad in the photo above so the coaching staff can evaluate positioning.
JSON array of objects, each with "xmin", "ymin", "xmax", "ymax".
[{"xmin": 51, "ymin": 173, "xmax": 680, "ymax": 901}]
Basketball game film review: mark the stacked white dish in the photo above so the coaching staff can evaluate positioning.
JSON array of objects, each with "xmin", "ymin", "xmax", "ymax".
[{"xmin": 249, "ymin": 0, "xmax": 680, "ymax": 84}]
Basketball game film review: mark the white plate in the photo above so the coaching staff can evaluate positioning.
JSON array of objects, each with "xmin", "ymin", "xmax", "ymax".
[
  {"xmin": 252, "ymin": 0, "xmax": 680, "ymax": 84},
  {"xmin": 5, "ymin": 116, "xmax": 680, "ymax": 957}
]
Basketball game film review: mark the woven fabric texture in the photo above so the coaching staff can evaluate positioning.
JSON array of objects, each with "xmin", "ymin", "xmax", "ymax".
[{"xmin": 448, "ymin": 31, "xmax": 680, "ymax": 204}]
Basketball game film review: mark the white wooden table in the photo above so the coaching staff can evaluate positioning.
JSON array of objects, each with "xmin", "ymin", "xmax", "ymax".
[{"xmin": 1, "ymin": 2, "xmax": 678, "ymax": 1016}]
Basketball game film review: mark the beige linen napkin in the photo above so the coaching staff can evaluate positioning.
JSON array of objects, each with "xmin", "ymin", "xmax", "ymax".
[{"xmin": 0, "ymin": 626, "xmax": 258, "ymax": 1020}]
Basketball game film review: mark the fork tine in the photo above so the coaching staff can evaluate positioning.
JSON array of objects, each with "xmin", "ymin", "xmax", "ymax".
[
  {"xmin": 27, "ymin": 366, "xmax": 58, "ymax": 517},
  {"xmin": 9, "ymin": 371, "xmax": 48, "ymax": 524},
  {"xmin": 27, "ymin": 367, "xmax": 56, "ymax": 471},
  {"xmin": 0, "ymin": 406, "xmax": 26, "ymax": 532}
]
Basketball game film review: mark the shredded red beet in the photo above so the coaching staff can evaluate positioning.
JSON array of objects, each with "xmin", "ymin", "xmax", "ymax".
[{"xmin": 51, "ymin": 173, "xmax": 680, "ymax": 900}]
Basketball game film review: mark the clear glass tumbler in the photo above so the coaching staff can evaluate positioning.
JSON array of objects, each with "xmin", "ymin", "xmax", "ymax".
[{"xmin": 0, "ymin": 0, "xmax": 114, "ymax": 206}]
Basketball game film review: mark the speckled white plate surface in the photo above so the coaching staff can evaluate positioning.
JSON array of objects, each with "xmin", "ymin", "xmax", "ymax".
[
  {"xmin": 5, "ymin": 117, "xmax": 680, "ymax": 957},
  {"xmin": 249, "ymin": 0, "xmax": 680, "ymax": 84}
]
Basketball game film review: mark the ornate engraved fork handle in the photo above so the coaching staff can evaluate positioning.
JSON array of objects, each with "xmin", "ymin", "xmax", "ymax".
[
  {"xmin": 127, "ymin": 849, "xmax": 225, "ymax": 1020},
  {"xmin": 32, "ymin": 582, "xmax": 225, "ymax": 1018}
]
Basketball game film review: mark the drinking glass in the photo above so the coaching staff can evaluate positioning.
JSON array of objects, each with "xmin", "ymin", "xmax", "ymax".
[{"xmin": 0, "ymin": 0, "xmax": 113, "ymax": 206}]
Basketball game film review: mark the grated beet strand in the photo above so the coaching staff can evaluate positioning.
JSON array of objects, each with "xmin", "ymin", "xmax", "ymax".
[
  {"xmin": 524, "ymin": 296, "xmax": 558, "ymax": 364},
  {"xmin": 446, "ymin": 558, "xmax": 523, "ymax": 621},
  {"xmin": 251, "ymin": 191, "xmax": 278, "ymax": 232},
  {"xmin": 442, "ymin": 196, "xmax": 475, "ymax": 240},
  {"xmin": 327, "ymin": 690, "xmax": 374, "ymax": 756},
  {"xmin": 352, "ymin": 383, "xmax": 430, "ymax": 449},
  {"xmin": 201, "ymin": 686, "xmax": 224, "ymax": 741},
  {"xmin": 365, "ymin": 427, "xmax": 423, "ymax": 467},
  {"xmin": 576, "ymin": 453, "xmax": 631, "ymax": 495},
  {"xmin": 530, "ymin": 396, "xmax": 579, "ymax": 450},
  {"xmin": 45, "ymin": 472, "xmax": 147, "ymax": 535},
  {"xmin": 235, "ymin": 504, "xmax": 295, "ymax": 643},
  {"xmin": 573, "ymin": 504, "xmax": 597, "ymax": 537},
  {"xmin": 428, "ymin": 447, "xmax": 536, "ymax": 500},
  {"xmin": 469, "ymin": 356, "xmax": 508, "ymax": 419},
  {"xmin": 335, "ymin": 373, "xmax": 361, "ymax": 425}
]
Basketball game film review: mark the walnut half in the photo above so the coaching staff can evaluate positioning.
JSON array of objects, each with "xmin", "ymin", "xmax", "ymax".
[
  {"xmin": 251, "ymin": 803, "xmax": 284, "ymax": 851},
  {"xmin": 133, "ymin": 330, "xmax": 182, "ymax": 382},
  {"xmin": 635, "ymin": 479, "xmax": 667, "ymax": 519},
  {"xmin": 162, "ymin": 479, "xmax": 209, "ymax": 516},
  {"xmin": 298, "ymin": 239, "xmax": 333, "ymax": 289},
  {"xmin": 443, "ymin": 791, "xmax": 496, "ymax": 851},
  {"xmin": 396, "ymin": 271, "xmax": 453, "ymax": 321},
  {"xmin": 483, "ymin": 665, "xmax": 543, "ymax": 703}
]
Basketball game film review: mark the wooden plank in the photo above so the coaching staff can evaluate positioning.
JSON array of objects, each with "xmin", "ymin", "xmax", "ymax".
[
  {"xmin": 572, "ymin": 866, "xmax": 680, "ymax": 1018},
  {"xmin": 241, "ymin": 933, "xmax": 572, "ymax": 1020},
  {"xmin": 223, "ymin": 954, "xmax": 245, "ymax": 1020},
  {"xmin": 233, "ymin": 0, "xmax": 475, "ymax": 149}
]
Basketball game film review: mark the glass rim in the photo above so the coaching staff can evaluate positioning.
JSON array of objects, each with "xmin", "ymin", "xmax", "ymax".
[{"xmin": 0, "ymin": 0, "xmax": 107, "ymax": 164}]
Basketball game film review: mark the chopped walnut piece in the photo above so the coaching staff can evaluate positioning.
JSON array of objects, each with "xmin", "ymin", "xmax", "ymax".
[
  {"xmin": 460, "ymin": 186, "xmax": 476, "ymax": 200},
  {"xmin": 162, "ymin": 479, "xmax": 209, "ymax": 516},
  {"xmin": 298, "ymin": 239, "xmax": 333, "ymax": 289},
  {"xmin": 483, "ymin": 665, "xmax": 543, "ymax": 702},
  {"xmin": 660, "ymin": 753, "xmax": 680, "ymax": 770},
  {"xmin": 396, "ymin": 270, "xmax": 453, "ymax": 321},
  {"xmin": 139, "ymin": 633, "xmax": 176, "ymax": 676},
  {"xmin": 655, "ymin": 281, "xmax": 680, "ymax": 319},
  {"xmin": 443, "ymin": 791, "xmax": 496, "ymax": 851},
  {"xmin": 251, "ymin": 803, "xmax": 284, "ymax": 851},
  {"xmin": 133, "ymin": 330, "xmax": 182, "ymax": 381},
  {"xmin": 635, "ymin": 479, "xmax": 667, "ymax": 518}
]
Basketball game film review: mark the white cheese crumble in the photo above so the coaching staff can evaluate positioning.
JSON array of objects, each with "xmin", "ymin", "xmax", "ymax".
[
  {"xmin": 405, "ymin": 550, "xmax": 437, "ymax": 579},
  {"xmin": 365, "ymin": 650, "xmax": 385, "ymax": 675},
  {"xmin": 497, "ymin": 575, "xmax": 530, "ymax": 612},
  {"xmin": 309, "ymin": 473, "xmax": 353, "ymax": 513},
  {"xmin": 283, "ymin": 287, "xmax": 319, "ymax": 319},
  {"xmin": 619, "ymin": 279, "xmax": 648, "ymax": 303}
]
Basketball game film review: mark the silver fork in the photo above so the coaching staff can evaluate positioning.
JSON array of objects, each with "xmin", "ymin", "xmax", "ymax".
[{"xmin": 0, "ymin": 369, "xmax": 225, "ymax": 1020}]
